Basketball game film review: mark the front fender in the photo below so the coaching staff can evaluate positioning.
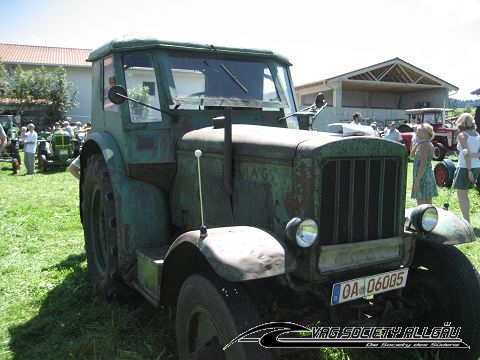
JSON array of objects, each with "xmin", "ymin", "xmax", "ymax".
[
  {"xmin": 407, "ymin": 207, "xmax": 476, "ymax": 245},
  {"xmin": 167, "ymin": 226, "xmax": 297, "ymax": 281}
]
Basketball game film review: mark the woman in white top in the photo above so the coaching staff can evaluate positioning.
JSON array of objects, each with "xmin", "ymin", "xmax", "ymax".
[{"xmin": 453, "ymin": 113, "xmax": 480, "ymax": 223}]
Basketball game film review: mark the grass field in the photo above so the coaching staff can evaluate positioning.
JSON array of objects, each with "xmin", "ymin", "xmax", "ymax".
[{"xmin": 0, "ymin": 157, "xmax": 478, "ymax": 360}]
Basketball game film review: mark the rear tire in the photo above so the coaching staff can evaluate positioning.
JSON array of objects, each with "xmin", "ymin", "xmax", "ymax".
[
  {"xmin": 82, "ymin": 154, "xmax": 130, "ymax": 301},
  {"xmin": 12, "ymin": 159, "xmax": 18, "ymax": 174},
  {"xmin": 38, "ymin": 154, "xmax": 47, "ymax": 173},
  {"xmin": 433, "ymin": 142, "xmax": 446, "ymax": 161}
]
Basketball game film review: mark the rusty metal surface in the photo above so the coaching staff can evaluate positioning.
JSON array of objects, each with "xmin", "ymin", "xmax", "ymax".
[
  {"xmin": 171, "ymin": 124, "xmax": 410, "ymax": 282},
  {"xmin": 424, "ymin": 207, "xmax": 476, "ymax": 244},
  {"xmin": 168, "ymin": 226, "xmax": 296, "ymax": 281}
]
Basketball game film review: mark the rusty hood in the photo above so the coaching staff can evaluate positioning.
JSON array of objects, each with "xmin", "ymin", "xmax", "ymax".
[{"xmin": 177, "ymin": 124, "xmax": 349, "ymax": 161}]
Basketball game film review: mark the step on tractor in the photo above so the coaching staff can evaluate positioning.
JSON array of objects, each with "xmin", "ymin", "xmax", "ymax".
[{"xmin": 79, "ymin": 36, "xmax": 480, "ymax": 359}]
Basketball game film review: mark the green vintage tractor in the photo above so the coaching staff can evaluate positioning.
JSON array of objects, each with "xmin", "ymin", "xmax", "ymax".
[
  {"xmin": 79, "ymin": 37, "xmax": 480, "ymax": 359},
  {"xmin": 37, "ymin": 129, "xmax": 76, "ymax": 172}
]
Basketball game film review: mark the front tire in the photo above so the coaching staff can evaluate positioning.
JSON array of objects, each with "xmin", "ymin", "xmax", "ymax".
[
  {"xmin": 82, "ymin": 154, "xmax": 129, "ymax": 300},
  {"xmin": 176, "ymin": 273, "xmax": 272, "ymax": 360},
  {"xmin": 404, "ymin": 240, "xmax": 480, "ymax": 359}
]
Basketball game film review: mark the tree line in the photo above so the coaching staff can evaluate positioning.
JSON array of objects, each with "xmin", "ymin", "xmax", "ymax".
[
  {"xmin": 448, "ymin": 98, "xmax": 480, "ymax": 110},
  {"xmin": 0, "ymin": 60, "xmax": 78, "ymax": 122}
]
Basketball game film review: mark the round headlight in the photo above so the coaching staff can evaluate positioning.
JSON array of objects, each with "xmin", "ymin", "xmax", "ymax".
[
  {"xmin": 410, "ymin": 205, "xmax": 438, "ymax": 233},
  {"xmin": 286, "ymin": 217, "xmax": 318, "ymax": 248}
]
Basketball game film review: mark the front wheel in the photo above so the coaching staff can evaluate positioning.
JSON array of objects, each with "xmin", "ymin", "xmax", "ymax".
[
  {"xmin": 176, "ymin": 273, "xmax": 272, "ymax": 360},
  {"xmin": 82, "ymin": 154, "xmax": 130, "ymax": 300},
  {"xmin": 403, "ymin": 240, "xmax": 480, "ymax": 359}
]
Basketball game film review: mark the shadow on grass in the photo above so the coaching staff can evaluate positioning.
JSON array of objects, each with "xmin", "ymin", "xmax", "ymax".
[
  {"xmin": 8, "ymin": 253, "xmax": 176, "ymax": 360},
  {"xmin": 1, "ymin": 164, "xmax": 68, "ymax": 175},
  {"xmin": 36, "ymin": 164, "xmax": 71, "ymax": 175}
]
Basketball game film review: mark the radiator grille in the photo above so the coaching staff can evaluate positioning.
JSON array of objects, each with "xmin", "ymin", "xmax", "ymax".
[{"xmin": 318, "ymin": 158, "xmax": 402, "ymax": 244}]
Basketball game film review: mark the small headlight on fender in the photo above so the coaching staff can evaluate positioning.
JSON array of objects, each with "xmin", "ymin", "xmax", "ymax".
[
  {"xmin": 406, "ymin": 204, "xmax": 438, "ymax": 233},
  {"xmin": 286, "ymin": 217, "xmax": 318, "ymax": 248}
]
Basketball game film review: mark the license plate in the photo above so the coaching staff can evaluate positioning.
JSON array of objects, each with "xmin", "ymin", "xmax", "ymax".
[
  {"xmin": 59, "ymin": 150, "xmax": 68, "ymax": 155},
  {"xmin": 331, "ymin": 268, "xmax": 408, "ymax": 305}
]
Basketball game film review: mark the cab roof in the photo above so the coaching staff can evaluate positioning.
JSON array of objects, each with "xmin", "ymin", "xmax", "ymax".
[
  {"xmin": 405, "ymin": 108, "xmax": 453, "ymax": 114},
  {"xmin": 87, "ymin": 35, "xmax": 291, "ymax": 65}
]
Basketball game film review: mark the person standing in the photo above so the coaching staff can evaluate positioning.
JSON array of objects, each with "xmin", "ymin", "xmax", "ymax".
[
  {"xmin": 23, "ymin": 123, "xmax": 38, "ymax": 175},
  {"xmin": 410, "ymin": 123, "xmax": 438, "ymax": 205},
  {"xmin": 370, "ymin": 122, "xmax": 382, "ymax": 137},
  {"xmin": 0, "ymin": 123, "xmax": 7, "ymax": 153},
  {"xmin": 453, "ymin": 113, "xmax": 480, "ymax": 223},
  {"xmin": 351, "ymin": 112, "xmax": 363, "ymax": 125},
  {"xmin": 384, "ymin": 122, "xmax": 403, "ymax": 142}
]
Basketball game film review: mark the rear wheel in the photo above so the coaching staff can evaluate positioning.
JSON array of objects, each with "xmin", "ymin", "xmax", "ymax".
[
  {"xmin": 12, "ymin": 159, "xmax": 19, "ymax": 174},
  {"xmin": 403, "ymin": 240, "xmax": 480, "ymax": 359},
  {"xmin": 433, "ymin": 142, "xmax": 446, "ymax": 161},
  {"xmin": 82, "ymin": 154, "xmax": 130, "ymax": 300},
  {"xmin": 176, "ymin": 273, "xmax": 272, "ymax": 360},
  {"xmin": 38, "ymin": 154, "xmax": 47, "ymax": 173}
]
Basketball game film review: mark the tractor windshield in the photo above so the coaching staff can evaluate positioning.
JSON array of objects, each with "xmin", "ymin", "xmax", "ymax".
[{"xmin": 165, "ymin": 53, "xmax": 295, "ymax": 112}]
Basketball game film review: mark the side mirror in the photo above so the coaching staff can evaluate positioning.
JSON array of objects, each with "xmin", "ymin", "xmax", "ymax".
[
  {"xmin": 315, "ymin": 93, "xmax": 326, "ymax": 108},
  {"xmin": 108, "ymin": 85, "xmax": 128, "ymax": 104}
]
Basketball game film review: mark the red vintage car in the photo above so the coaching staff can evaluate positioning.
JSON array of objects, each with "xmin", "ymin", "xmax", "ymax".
[{"xmin": 397, "ymin": 108, "xmax": 457, "ymax": 161}]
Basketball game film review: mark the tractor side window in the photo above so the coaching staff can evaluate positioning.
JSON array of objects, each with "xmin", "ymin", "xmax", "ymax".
[
  {"xmin": 122, "ymin": 52, "xmax": 162, "ymax": 123},
  {"xmin": 103, "ymin": 57, "xmax": 118, "ymax": 112}
]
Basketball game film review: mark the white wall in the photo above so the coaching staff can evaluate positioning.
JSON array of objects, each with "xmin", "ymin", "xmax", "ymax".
[{"xmin": 66, "ymin": 67, "xmax": 92, "ymax": 124}]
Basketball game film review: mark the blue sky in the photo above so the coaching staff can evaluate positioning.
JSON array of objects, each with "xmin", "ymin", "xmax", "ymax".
[{"xmin": 2, "ymin": 0, "xmax": 480, "ymax": 100}]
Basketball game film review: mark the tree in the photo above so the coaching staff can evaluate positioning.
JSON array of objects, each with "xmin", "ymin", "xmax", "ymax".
[
  {"xmin": 49, "ymin": 67, "xmax": 79, "ymax": 121},
  {"xmin": 0, "ymin": 59, "xmax": 8, "ymax": 95},
  {"xmin": 3, "ymin": 63, "xmax": 78, "ymax": 121},
  {"xmin": 128, "ymin": 85, "xmax": 151, "ymax": 119}
]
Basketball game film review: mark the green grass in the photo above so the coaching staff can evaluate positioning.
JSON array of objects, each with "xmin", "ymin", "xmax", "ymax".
[
  {"xmin": 0, "ymin": 157, "xmax": 478, "ymax": 360},
  {"xmin": 0, "ymin": 164, "xmax": 176, "ymax": 360}
]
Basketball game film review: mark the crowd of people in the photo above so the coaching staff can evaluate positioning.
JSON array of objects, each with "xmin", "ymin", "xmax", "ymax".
[{"xmin": 0, "ymin": 119, "xmax": 90, "ymax": 176}]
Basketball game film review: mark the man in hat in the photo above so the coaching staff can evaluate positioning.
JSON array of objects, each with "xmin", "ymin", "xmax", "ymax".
[{"xmin": 384, "ymin": 121, "xmax": 402, "ymax": 142}]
